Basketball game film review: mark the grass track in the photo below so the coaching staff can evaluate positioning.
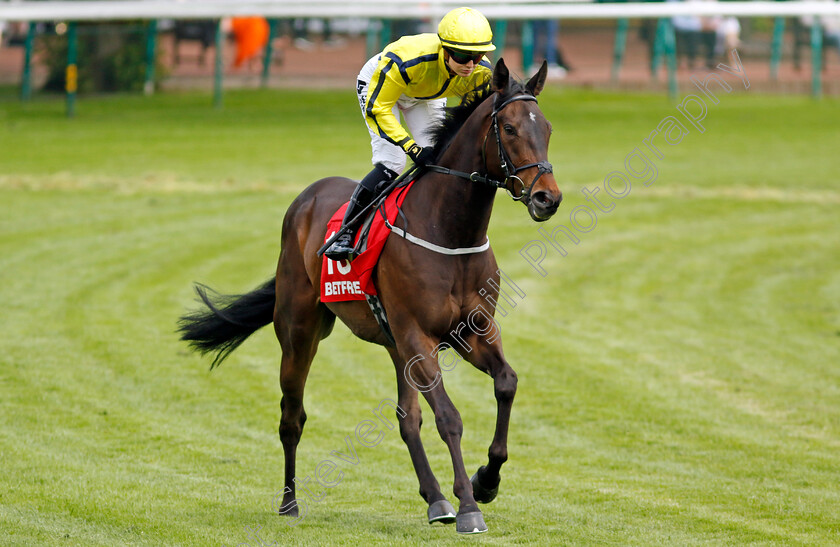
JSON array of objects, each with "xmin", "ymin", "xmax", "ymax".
[{"xmin": 1, "ymin": 87, "xmax": 839, "ymax": 546}]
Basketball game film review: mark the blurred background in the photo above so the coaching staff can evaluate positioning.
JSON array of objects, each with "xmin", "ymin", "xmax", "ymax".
[{"xmin": 1, "ymin": 1, "xmax": 839, "ymax": 98}]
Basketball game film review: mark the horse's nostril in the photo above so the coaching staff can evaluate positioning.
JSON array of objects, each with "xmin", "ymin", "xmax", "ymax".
[{"xmin": 532, "ymin": 191, "xmax": 557, "ymax": 210}]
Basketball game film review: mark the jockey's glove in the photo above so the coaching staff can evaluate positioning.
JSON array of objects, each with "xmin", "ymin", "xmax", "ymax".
[{"xmin": 406, "ymin": 144, "xmax": 435, "ymax": 167}]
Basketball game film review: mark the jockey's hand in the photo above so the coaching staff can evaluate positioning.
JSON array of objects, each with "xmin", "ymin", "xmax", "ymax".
[{"xmin": 406, "ymin": 144, "xmax": 435, "ymax": 167}]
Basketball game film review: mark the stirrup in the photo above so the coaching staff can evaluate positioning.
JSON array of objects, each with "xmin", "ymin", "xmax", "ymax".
[{"xmin": 324, "ymin": 231, "xmax": 356, "ymax": 261}]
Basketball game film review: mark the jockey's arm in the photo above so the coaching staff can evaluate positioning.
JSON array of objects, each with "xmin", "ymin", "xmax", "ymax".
[{"xmin": 364, "ymin": 62, "xmax": 418, "ymax": 155}]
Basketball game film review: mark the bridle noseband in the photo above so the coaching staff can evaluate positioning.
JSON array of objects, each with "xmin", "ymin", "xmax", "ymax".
[{"xmin": 427, "ymin": 92, "xmax": 554, "ymax": 201}]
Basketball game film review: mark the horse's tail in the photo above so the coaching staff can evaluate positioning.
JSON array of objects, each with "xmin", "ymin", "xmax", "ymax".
[{"xmin": 177, "ymin": 278, "xmax": 276, "ymax": 369}]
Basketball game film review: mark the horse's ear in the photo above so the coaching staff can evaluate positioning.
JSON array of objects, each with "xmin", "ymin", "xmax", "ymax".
[
  {"xmin": 492, "ymin": 58, "xmax": 510, "ymax": 92},
  {"xmin": 526, "ymin": 61, "xmax": 548, "ymax": 97}
]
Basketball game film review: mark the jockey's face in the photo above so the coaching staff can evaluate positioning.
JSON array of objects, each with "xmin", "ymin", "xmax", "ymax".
[{"xmin": 444, "ymin": 48, "xmax": 483, "ymax": 77}]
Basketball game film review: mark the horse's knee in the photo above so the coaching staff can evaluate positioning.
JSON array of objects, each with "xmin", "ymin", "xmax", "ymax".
[{"xmin": 494, "ymin": 368, "xmax": 517, "ymax": 401}]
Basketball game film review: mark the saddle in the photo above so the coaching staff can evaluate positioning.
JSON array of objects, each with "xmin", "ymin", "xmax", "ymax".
[{"xmin": 320, "ymin": 180, "xmax": 415, "ymax": 304}]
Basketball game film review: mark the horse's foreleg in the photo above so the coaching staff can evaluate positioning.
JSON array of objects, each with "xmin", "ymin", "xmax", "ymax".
[
  {"xmin": 472, "ymin": 363, "xmax": 517, "ymax": 504},
  {"xmin": 423, "ymin": 384, "xmax": 488, "ymax": 533},
  {"xmin": 387, "ymin": 348, "xmax": 456, "ymax": 525},
  {"xmin": 463, "ymin": 338, "xmax": 517, "ymax": 505},
  {"xmin": 401, "ymin": 337, "xmax": 487, "ymax": 534}
]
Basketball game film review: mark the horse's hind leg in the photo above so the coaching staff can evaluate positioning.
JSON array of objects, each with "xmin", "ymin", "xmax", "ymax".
[
  {"xmin": 386, "ymin": 347, "xmax": 456, "ymax": 525},
  {"xmin": 273, "ymin": 262, "xmax": 335, "ymax": 520}
]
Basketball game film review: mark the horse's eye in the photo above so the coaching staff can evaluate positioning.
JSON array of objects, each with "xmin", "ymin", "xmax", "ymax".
[{"xmin": 503, "ymin": 124, "xmax": 516, "ymax": 136}]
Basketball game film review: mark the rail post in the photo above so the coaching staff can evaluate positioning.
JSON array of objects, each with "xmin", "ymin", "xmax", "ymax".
[
  {"xmin": 810, "ymin": 17, "xmax": 822, "ymax": 98},
  {"xmin": 144, "ymin": 19, "xmax": 158, "ymax": 95},
  {"xmin": 261, "ymin": 18, "xmax": 279, "ymax": 88},
  {"xmin": 612, "ymin": 18, "xmax": 629, "ymax": 82},
  {"xmin": 214, "ymin": 18, "xmax": 224, "ymax": 108},
  {"xmin": 770, "ymin": 17, "xmax": 785, "ymax": 80},
  {"xmin": 21, "ymin": 22, "xmax": 36, "ymax": 101},
  {"xmin": 521, "ymin": 20, "xmax": 534, "ymax": 73},
  {"xmin": 66, "ymin": 22, "xmax": 78, "ymax": 118},
  {"xmin": 493, "ymin": 19, "xmax": 507, "ymax": 61},
  {"xmin": 663, "ymin": 18, "xmax": 678, "ymax": 100}
]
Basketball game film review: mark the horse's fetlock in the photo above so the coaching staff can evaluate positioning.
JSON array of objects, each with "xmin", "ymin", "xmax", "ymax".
[{"xmin": 488, "ymin": 447, "xmax": 508, "ymax": 466}]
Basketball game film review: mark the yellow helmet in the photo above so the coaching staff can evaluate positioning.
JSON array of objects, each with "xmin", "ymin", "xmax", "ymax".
[{"xmin": 437, "ymin": 7, "xmax": 496, "ymax": 52}]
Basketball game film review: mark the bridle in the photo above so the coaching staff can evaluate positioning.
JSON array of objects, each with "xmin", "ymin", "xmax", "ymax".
[
  {"xmin": 488, "ymin": 94, "xmax": 555, "ymax": 200},
  {"xmin": 427, "ymin": 92, "xmax": 554, "ymax": 201}
]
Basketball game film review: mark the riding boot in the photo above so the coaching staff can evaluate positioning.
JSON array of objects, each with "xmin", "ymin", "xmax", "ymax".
[
  {"xmin": 324, "ymin": 163, "xmax": 397, "ymax": 261},
  {"xmin": 324, "ymin": 185, "xmax": 374, "ymax": 261}
]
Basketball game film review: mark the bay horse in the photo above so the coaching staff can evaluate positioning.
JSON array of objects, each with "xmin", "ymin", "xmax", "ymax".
[{"xmin": 178, "ymin": 58, "xmax": 561, "ymax": 534}]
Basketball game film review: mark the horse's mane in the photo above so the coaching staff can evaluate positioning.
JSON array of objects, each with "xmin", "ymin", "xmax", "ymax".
[{"xmin": 429, "ymin": 78, "xmax": 530, "ymax": 158}]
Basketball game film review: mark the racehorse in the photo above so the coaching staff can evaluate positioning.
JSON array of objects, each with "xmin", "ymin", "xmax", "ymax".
[{"xmin": 178, "ymin": 59, "xmax": 561, "ymax": 534}]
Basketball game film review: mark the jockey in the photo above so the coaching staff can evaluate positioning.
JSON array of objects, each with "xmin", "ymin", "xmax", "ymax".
[{"xmin": 324, "ymin": 7, "xmax": 496, "ymax": 261}]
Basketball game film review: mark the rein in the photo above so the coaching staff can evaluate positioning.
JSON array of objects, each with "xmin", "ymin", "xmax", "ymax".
[{"xmin": 426, "ymin": 92, "xmax": 553, "ymax": 201}]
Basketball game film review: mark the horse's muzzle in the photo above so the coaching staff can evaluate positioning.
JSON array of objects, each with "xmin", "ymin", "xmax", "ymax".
[
  {"xmin": 528, "ymin": 188, "xmax": 562, "ymax": 221},
  {"xmin": 514, "ymin": 161, "xmax": 560, "ymax": 222}
]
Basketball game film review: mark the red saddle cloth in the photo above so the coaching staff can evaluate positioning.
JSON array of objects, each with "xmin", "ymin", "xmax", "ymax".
[{"xmin": 320, "ymin": 181, "xmax": 414, "ymax": 303}]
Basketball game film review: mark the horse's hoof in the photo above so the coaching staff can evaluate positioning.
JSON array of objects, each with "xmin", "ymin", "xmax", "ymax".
[
  {"xmin": 278, "ymin": 502, "xmax": 299, "ymax": 518},
  {"xmin": 427, "ymin": 499, "xmax": 456, "ymax": 524},
  {"xmin": 456, "ymin": 511, "xmax": 488, "ymax": 534},
  {"xmin": 470, "ymin": 466, "xmax": 500, "ymax": 504}
]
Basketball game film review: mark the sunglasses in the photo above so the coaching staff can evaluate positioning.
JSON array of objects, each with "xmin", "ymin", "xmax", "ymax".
[{"xmin": 445, "ymin": 48, "xmax": 485, "ymax": 65}]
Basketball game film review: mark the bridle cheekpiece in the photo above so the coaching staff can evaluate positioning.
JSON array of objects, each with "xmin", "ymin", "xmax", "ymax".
[
  {"xmin": 427, "ymin": 91, "xmax": 553, "ymax": 202},
  {"xmin": 489, "ymin": 94, "xmax": 554, "ymax": 201}
]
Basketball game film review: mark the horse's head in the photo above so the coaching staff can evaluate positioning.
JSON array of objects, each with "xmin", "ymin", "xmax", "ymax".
[{"xmin": 486, "ymin": 59, "xmax": 562, "ymax": 221}]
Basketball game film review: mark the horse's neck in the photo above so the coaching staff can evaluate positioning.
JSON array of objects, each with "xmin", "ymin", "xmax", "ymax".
[{"xmin": 410, "ymin": 107, "xmax": 497, "ymax": 247}]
